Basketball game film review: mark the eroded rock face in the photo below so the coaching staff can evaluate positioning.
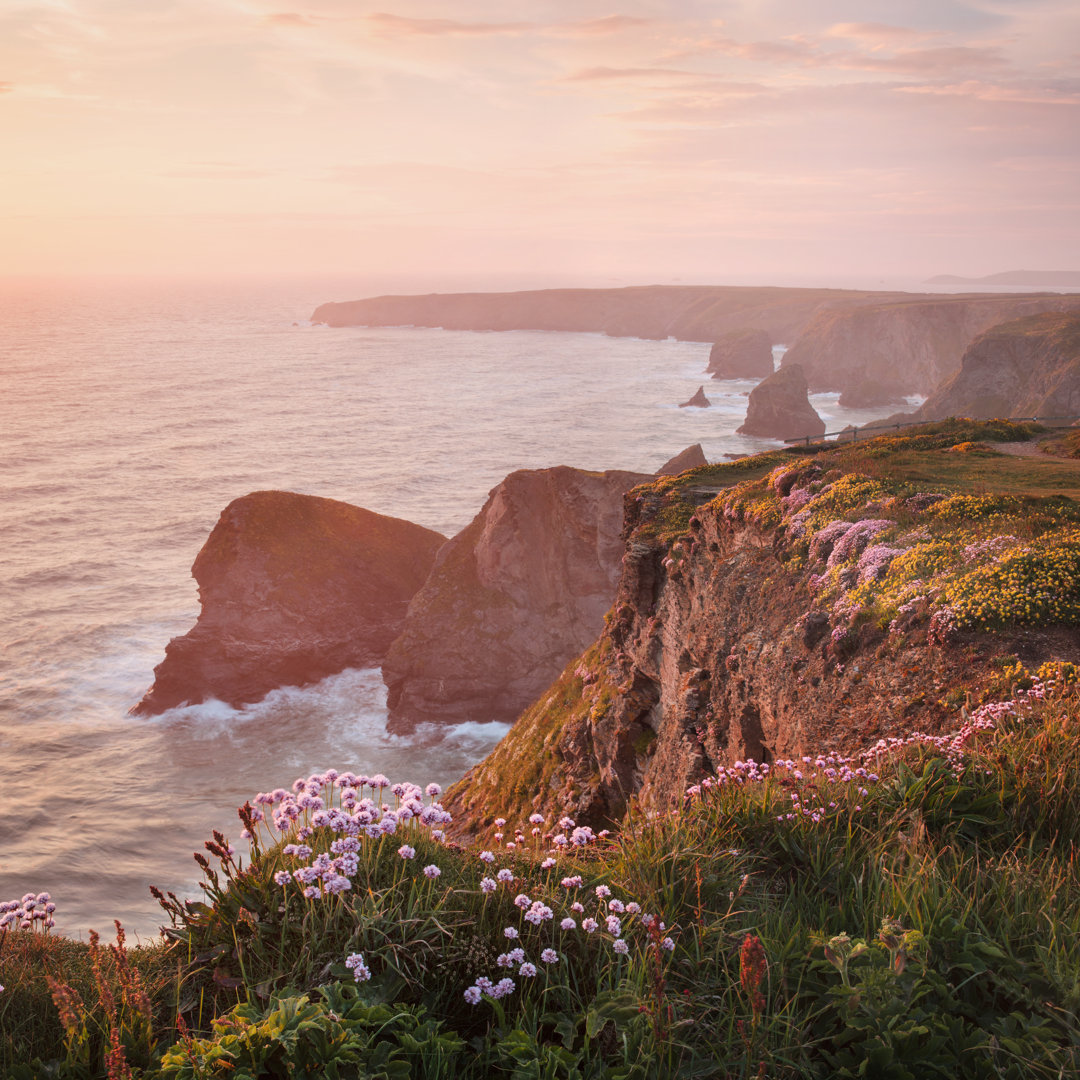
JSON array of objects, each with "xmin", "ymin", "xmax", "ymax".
[
  {"xmin": 737, "ymin": 364, "xmax": 825, "ymax": 439},
  {"xmin": 707, "ymin": 328, "xmax": 773, "ymax": 380},
  {"xmin": 657, "ymin": 444, "xmax": 708, "ymax": 476},
  {"xmin": 782, "ymin": 295, "xmax": 1080, "ymax": 398},
  {"xmin": 382, "ymin": 466, "xmax": 651, "ymax": 732},
  {"xmin": 679, "ymin": 386, "xmax": 711, "ymax": 408},
  {"xmin": 132, "ymin": 491, "xmax": 445, "ymax": 715},
  {"xmin": 912, "ymin": 313, "xmax": 1080, "ymax": 420}
]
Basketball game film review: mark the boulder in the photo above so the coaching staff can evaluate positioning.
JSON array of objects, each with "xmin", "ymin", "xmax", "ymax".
[
  {"xmin": 707, "ymin": 328, "xmax": 774, "ymax": 379},
  {"xmin": 657, "ymin": 444, "xmax": 708, "ymax": 476},
  {"xmin": 132, "ymin": 491, "xmax": 445, "ymax": 714},
  {"xmin": 737, "ymin": 364, "xmax": 826, "ymax": 440},
  {"xmin": 679, "ymin": 386, "xmax": 711, "ymax": 408},
  {"xmin": 382, "ymin": 466, "xmax": 652, "ymax": 732}
]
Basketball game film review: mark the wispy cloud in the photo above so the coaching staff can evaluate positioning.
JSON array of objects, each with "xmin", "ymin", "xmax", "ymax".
[
  {"xmin": 898, "ymin": 79, "xmax": 1080, "ymax": 104},
  {"xmin": 263, "ymin": 13, "xmax": 318, "ymax": 29},
  {"xmin": 364, "ymin": 12, "xmax": 653, "ymax": 39}
]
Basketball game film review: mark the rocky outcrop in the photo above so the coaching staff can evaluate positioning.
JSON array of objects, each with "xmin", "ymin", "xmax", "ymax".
[
  {"xmin": 909, "ymin": 313, "xmax": 1080, "ymax": 421},
  {"xmin": 311, "ymin": 285, "xmax": 919, "ymax": 345},
  {"xmin": 737, "ymin": 364, "xmax": 825, "ymax": 439},
  {"xmin": 782, "ymin": 294, "xmax": 1080, "ymax": 400},
  {"xmin": 679, "ymin": 386, "xmax": 711, "ymax": 408},
  {"xmin": 707, "ymin": 328, "xmax": 773, "ymax": 380},
  {"xmin": 657, "ymin": 444, "xmax": 708, "ymax": 476},
  {"xmin": 132, "ymin": 492, "xmax": 445, "ymax": 715},
  {"xmin": 382, "ymin": 466, "xmax": 651, "ymax": 732}
]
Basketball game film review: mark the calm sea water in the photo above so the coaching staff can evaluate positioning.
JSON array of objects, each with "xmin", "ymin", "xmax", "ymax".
[{"xmin": 0, "ymin": 275, "xmax": 906, "ymax": 938}]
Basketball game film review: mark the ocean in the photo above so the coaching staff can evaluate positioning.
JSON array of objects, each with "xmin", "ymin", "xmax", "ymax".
[{"xmin": 0, "ymin": 274, "xmax": 913, "ymax": 938}]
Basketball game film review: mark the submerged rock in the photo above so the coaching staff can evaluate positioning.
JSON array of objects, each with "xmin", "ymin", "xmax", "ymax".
[
  {"xmin": 382, "ymin": 465, "xmax": 651, "ymax": 732},
  {"xmin": 679, "ymin": 386, "xmax": 712, "ymax": 409},
  {"xmin": 737, "ymin": 364, "xmax": 825, "ymax": 439},
  {"xmin": 132, "ymin": 491, "xmax": 445, "ymax": 715}
]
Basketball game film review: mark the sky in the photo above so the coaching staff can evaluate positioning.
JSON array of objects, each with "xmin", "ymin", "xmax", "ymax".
[{"xmin": 1, "ymin": 0, "xmax": 1078, "ymax": 285}]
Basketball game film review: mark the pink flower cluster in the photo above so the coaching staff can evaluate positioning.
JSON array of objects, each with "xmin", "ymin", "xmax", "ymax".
[{"xmin": 0, "ymin": 892, "xmax": 56, "ymax": 932}]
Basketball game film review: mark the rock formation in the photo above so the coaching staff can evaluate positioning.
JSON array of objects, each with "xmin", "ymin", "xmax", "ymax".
[
  {"xmin": 657, "ymin": 444, "xmax": 708, "ymax": 476},
  {"xmin": 707, "ymin": 328, "xmax": 773, "ymax": 379},
  {"xmin": 679, "ymin": 386, "xmax": 711, "ymax": 408},
  {"xmin": 382, "ymin": 466, "xmax": 651, "ymax": 732},
  {"xmin": 907, "ymin": 313, "xmax": 1080, "ymax": 421},
  {"xmin": 782, "ymin": 294, "xmax": 1080, "ymax": 401},
  {"xmin": 737, "ymin": 364, "xmax": 825, "ymax": 439},
  {"xmin": 132, "ymin": 491, "xmax": 446, "ymax": 715}
]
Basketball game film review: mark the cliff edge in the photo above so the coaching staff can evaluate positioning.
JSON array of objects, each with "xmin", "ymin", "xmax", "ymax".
[
  {"xmin": 133, "ymin": 491, "xmax": 445, "ymax": 714},
  {"xmin": 445, "ymin": 420, "xmax": 1080, "ymax": 833}
]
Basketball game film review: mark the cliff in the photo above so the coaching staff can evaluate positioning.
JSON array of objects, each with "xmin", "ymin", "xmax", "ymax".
[
  {"xmin": 133, "ymin": 491, "xmax": 445, "ymax": 714},
  {"xmin": 657, "ymin": 444, "xmax": 707, "ymax": 475},
  {"xmin": 910, "ymin": 313, "xmax": 1080, "ymax": 421},
  {"xmin": 445, "ymin": 420, "xmax": 1080, "ymax": 833},
  {"xmin": 782, "ymin": 294, "xmax": 1080, "ymax": 403},
  {"xmin": 311, "ymin": 285, "xmax": 915, "ymax": 346},
  {"xmin": 382, "ymin": 466, "xmax": 651, "ymax": 732}
]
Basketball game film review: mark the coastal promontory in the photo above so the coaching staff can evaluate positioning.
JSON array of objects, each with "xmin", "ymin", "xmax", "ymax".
[{"xmin": 132, "ymin": 491, "xmax": 445, "ymax": 714}]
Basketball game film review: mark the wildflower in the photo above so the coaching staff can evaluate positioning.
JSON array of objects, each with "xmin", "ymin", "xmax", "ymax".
[
  {"xmin": 464, "ymin": 986, "xmax": 481, "ymax": 1004},
  {"xmin": 608, "ymin": 899, "xmax": 625, "ymax": 914},
  {"xmin": 479, "ymin": 851, "xmax": 495, "ymax": 863},
  {"xmin": 496, "ymin": 953, "xmax": 513, "ymax": 968},
  {"xmin": 492, "ymin": 978, "xmax": 515, "ymax": 999},
  {"xmin": 431, "ymin": 829, "xmax": 446, "ymax": 843},
  {"xmin": 426, "ymin": 783, "xmax": 442, "ymax": 798},
  {"xmin": 661, "ymin": 937, "xmax": 675, "ymax": 951},
  {"xmin": 561, "ymin": 875, "xmax": 583, "ymax": 889},
  {"xmin": 595, "ymin": 885, "xmax": 611, "ymax": 899},
  {"xmin": 613, "ymin": 939, "xmax": 629, "ymax": 955},
  {"xmin": 480, "ymin": 877, "xmax": 497, "ymax": 893},
  {"xmin": 626, "ymin": 902, "xmax": 640, "ymax": 914},
  {"xmin": 494, "ymin": 818, "xmax": 507, "ymax": 827},
  {"xmin": 540, "ymin": 857, "xmax": 556, "ymax": 869},
  {"xmin": 560, "ymin": 917, "xmax": 577, "ymax": 930},
  {"xmin": 423, "ymin": 864, "xmax": 441, "ymax": 879},
  {"xmin": 504, "ymin": 926, "xmax": 519, "ymax": 939},
  {"xmin": 273, "ymin": 871, "xmax": 290, "ymax": 886},
  {"xmin": 345, "ymin": 953, "xmax": 371, "ymax": 982},
  {"xmin": 519, "ymin": 962, "xmax": 537, "ymax": 977},
  {"xmin": 514, "ymin": 894, "xmax": 531, "ymax": 908},
  {"xmin": 529, "ymin": 813, "xmax": 545, "ymax": 825},
  {"xmin": 570, "ymin": 901, "xmax": 584, "ymax": 913},
  {"xmin": 606, "ymin": 915, "xmax": 622, "ymax": 937},
  {"xmin": 476, "ymin": 977, "xmax": 493, "ymax": 992},
  {"xmin": 497, "ymin": 869, "xmax": 514, "ymax": 883},
  {"xmin": 541, "ymin": 948, "xmax": 559, "ymax": 963},
  {"xmin": 582, "ymin": 918, "xmax": 598, "ymax": 933},
  {"xmin": 397, "ymin": 845, "xmax": 416, "ymax": 860}
]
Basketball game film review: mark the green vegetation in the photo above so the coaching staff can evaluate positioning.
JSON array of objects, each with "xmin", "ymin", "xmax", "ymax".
[{"xmin": 5, "ymin": 671, "xmax": 1080, "ymax": 1077}]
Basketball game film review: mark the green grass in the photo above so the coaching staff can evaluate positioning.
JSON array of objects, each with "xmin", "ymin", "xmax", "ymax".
[{"xmin": 5, "ymin": 675, "xmax": 1080, "ymax": 1078}]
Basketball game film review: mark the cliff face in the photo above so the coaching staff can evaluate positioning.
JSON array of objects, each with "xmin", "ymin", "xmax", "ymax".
[
  {"xmin": 382, "ymin": 466, "xmax": 651, "ymax": 732},
  {"xmin": 913, "ymin": 313, "xmax": 1080, "ymax": 420},
  {"xmin": 445, "ymin": 422, "xmax": 1080, "ymax": 833},
  {"xmin": 312, "ymin": 285, "xmax": 913, "ymax": 346},
  {"xmin": 133, "ymin": 491, "xmax": 445, "ymax": 715},
  {"xmin": 782, "ymin": 294, "xmax": 1080, "ymax": 400}
]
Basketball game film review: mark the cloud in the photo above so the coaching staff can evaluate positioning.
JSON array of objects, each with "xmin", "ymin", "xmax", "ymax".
[
  {"xmin": 263, "ymin": 13, "xmax": 317, "ymax": 28},
  {"xmin": 825, "ymin": 22, "xmax": 928, "ymax": 44},
  {"xmin": 897, "ymin": 79, "xmax": 1080, "ymax": 104},
  {"xmin": 366, "ymin": 13, "xmax": 533, "ymax": 37},
  {"xmin": 364, "ymin": 12, "xmax": 652, "ymax": 39},
  {"xmin": 0, "ymin": 81, "xmax": 12, "ymax": 93},
  {"xmin": 161, "ymin": 162, "xmax": 272, "ymax": 180}
]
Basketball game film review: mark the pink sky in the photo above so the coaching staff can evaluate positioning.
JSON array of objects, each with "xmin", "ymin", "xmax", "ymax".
[{"xmin": 1, "ymin": 1, "xmax": 1078, "ymax": 283}]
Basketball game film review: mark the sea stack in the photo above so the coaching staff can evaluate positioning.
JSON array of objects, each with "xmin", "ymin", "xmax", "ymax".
[
  {"xmin": 737, "ymin": 364, "xmax": 825, "ymax": 439},
  {"xmin": 132, "ymin": 491, "xmax": 446, "ymax": 715},
  {"xmin": 382, "ymin": 465, "xmax": 652, "ymax": 733},
  {"xmin": 707, "ymin": 329, "xmax": 774, "ymax": 380},
  {"xmin": 679, "ymin": 386, "xmax": 712, "ymax": 408}
]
